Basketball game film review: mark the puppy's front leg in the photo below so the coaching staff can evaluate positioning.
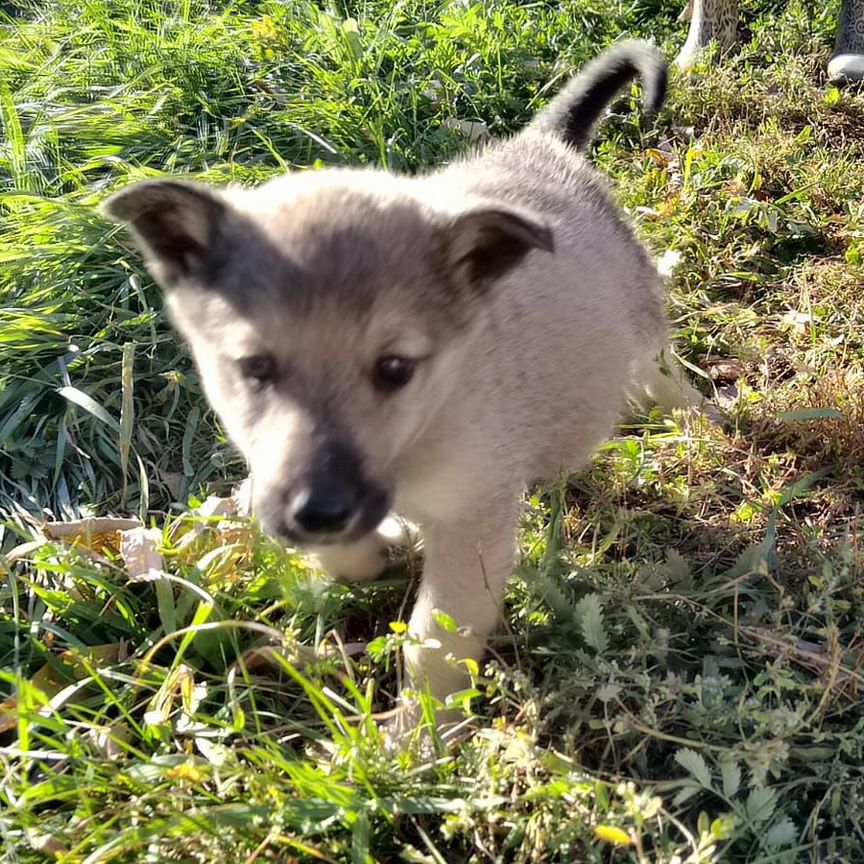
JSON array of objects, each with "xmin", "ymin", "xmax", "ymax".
[{"xmin": 402, "ymin": 503, "xmax": 518, "ymax": 720}]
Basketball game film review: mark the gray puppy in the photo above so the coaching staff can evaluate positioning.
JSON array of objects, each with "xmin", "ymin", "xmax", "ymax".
[{"xmin": 104, "ymin": 41, "xmax": 707, "ymax": 732}]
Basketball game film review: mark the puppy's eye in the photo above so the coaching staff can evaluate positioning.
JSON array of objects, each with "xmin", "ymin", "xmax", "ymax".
[
  {"xmin": 238, "ymin": 354, "xmax": 277, "ymax": 389},
  {"xmin": 373, "ymin": 355, "xmax": 416, "ymax": 393}
]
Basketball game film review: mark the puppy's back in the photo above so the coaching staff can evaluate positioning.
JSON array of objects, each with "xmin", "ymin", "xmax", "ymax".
[{"xmin": 416, "ymin": 44, "xmax": 671, "ymax": 476}]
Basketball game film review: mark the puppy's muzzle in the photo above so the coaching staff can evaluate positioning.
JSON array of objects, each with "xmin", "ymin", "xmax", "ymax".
[
  {"xmin": 289, "ymin": 482, "xmax": 355, "ymax": 535},
  {"xmin": 254, "ymin": 437, "xmax": 392, "ymax": 545},
  {"xmin": 280, "ymin": 477, "xmax": 391, "ymax": 544}
]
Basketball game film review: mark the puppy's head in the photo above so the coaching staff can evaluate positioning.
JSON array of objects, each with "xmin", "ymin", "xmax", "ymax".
[{"xmin": 104, "ymin": 172, "xmax": 552, "ymax": 545}]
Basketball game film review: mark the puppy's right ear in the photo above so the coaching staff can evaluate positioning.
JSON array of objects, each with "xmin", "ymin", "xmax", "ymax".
[{"xmin": 102, "ymin": 180, "xmax": 228, "ymax": 287}]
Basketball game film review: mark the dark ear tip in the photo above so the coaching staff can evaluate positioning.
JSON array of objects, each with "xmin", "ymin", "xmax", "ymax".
[
  {"xmin": 101, "ymin": 179, "xmax": 216, "ymax": 224},
  {"xmin": 100, "ymin": 180, "xmax": 167, "ymax": 224},
  {"xmin": 514, "ymin": 214, "xmax": 555, "ymax": 254},
  {"xmin": 101, "ymin": 188, "xmax": 135, "ymax": 223}
]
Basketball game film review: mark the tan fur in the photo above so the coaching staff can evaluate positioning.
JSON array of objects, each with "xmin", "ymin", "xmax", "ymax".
[{"xmin": 103, "ymin": 42, "xmax": 711, "ymax": 736}]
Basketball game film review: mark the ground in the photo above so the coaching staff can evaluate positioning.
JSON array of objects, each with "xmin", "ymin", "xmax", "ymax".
[{"xmin": 2, "ymin": 0, "xmax": 864, "ymax": 861}]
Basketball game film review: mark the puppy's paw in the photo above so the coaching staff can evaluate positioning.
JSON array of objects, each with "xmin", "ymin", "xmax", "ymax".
[
  {"xmin": 381, "ymin": 696, "xmax": 466, "ymax": 755},
  {"xmin": 312, "ymin": 533, "xmax": 389, "ymax": 582},
  {"xmin": 381, "ymin": 699, "xmax": 426, "ymax": 753},
  {"xmin": 636, "ymin": 351, "xmax": 724, "ymax": 427},
  {"xmin": 312, "ymin": 515, "xmax": 421, "ymax": 582}
]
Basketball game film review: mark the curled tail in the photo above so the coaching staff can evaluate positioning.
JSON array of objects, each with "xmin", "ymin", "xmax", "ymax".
[{"xmin": 531, "ymin": 41, "xmax": 667, "ymax": 150}]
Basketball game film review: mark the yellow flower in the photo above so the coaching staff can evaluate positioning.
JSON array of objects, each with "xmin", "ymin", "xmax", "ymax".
[
  {"xmin": 165, "ymin": 762, "xmax": 206, "ymax": 783},
  {"xmin": 594, "ymin": 825, "xmax": 632, "ymax": 846}
]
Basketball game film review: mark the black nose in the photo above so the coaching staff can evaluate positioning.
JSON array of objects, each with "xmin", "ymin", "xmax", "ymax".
[{"xmin": 289, "ymin": 483, "xmax": 355, "ymax": 535}]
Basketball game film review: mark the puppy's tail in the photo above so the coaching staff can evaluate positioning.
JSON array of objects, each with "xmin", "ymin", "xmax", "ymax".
[{"xmin": 531, "ymin": 41, "xmax": 667, "ymax": 150}]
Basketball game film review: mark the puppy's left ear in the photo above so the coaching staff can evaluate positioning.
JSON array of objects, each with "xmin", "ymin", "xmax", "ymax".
[{"xmin": 444, "ymin": 205, "xmax": 554, "ymax": 294}]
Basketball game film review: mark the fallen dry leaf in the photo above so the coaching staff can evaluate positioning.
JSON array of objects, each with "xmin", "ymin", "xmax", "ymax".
[
  {"xmin": 234, "ymin": 644, "xmax": 315, "ymax": 676},
  {"xmin": 707, "ymin": 359, "xmax": 746, "ymax": 382},
  {"xmin": 0, "ymin": 642, "xmax": 129, "ymax": 731},
  {"xmin": 645, "ymin": 147, "xmax": 676, "ymax": 165},
  {"xmin": 119, "ymin": 526, "xmax": 164, "ymax": 580},
  {"xmin": 781, "ymin": 309, "xmax": 815, "ymax": 333},
  {"xmin": 86, "ymin": 722, "xmax": 132, "ymax": 760},
  {"xmin": 0, "ymin": 699, "xmax": 18, "ymax": 733},
  {"xmin": 41, "ymin": 517, "xmax": 141, "ymax": 557},
  {"xmin": 26, "ymin": 830, "xmax": 69, "ymax": 857},
  {"xmin": 171, "ymin": 488, "xmax": 245, "ymax": 548},
  {"xmin": 4, "ymin": 538, "xmax": 48, "ymax": 564},
  {"xmin": 60, "ymin": 642, "xmax": 129, "ymax": 674}
]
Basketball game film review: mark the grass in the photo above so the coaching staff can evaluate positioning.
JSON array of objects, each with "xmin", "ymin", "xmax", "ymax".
[{"xmin": 3, "ymin": 0, "xmax": 864, "ymax": 859}]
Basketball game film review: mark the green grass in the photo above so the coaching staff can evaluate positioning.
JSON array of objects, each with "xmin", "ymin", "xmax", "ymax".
[{"xmin": 3, "ymin": 0, "xmax": 864, "ymax": 860}]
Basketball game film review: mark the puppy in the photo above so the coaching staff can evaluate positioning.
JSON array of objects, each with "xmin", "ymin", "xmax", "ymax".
[{"xmin": 104, "ymin": 41, "xmax": 707, "ymax": 731}]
